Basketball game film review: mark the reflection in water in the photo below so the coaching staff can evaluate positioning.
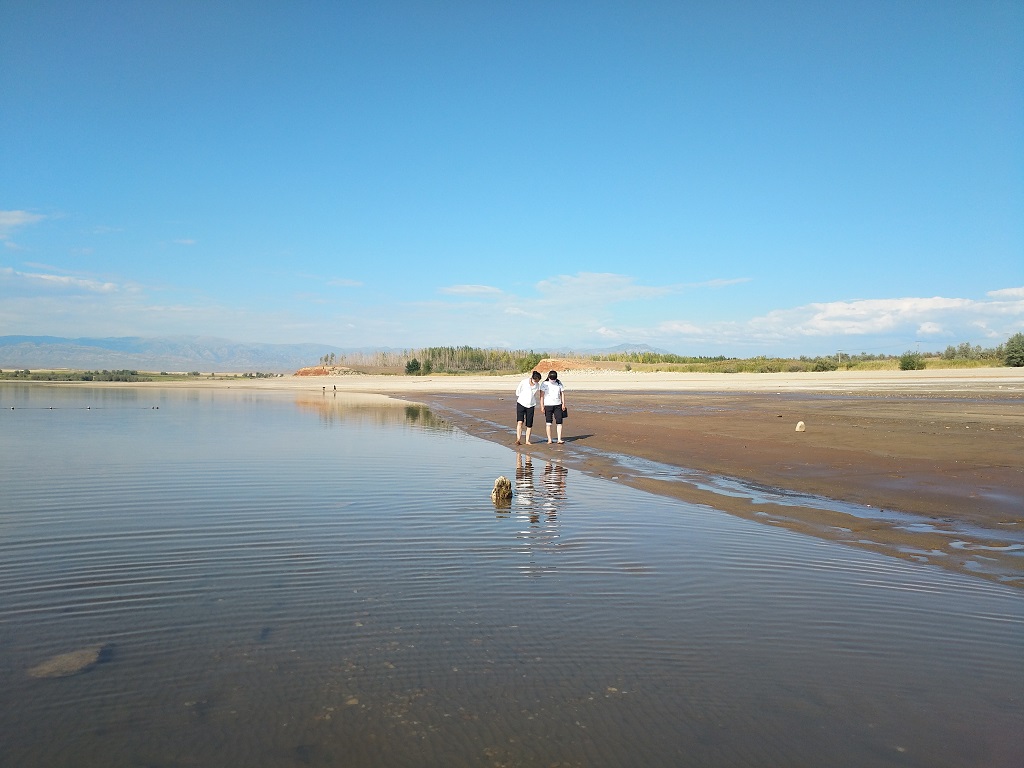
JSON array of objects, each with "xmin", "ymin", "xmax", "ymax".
[
  {"xmin": 542, "ymin": 459, "xmax": 567, "ymax": 517},
  {"xmin": 507, "ymin": 453, "xmax": 565, "ymax": 575},
  {"xmin": 513, "ymin": 452, "xmax": 535, "ymax": 510},
  {"xmin": 293, "ymin": 397, "xmax": 453, "ymax": 432}
]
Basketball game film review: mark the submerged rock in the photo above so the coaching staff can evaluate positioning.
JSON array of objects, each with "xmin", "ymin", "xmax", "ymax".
[{"xmin": 28, "ymin": 644, "xmax": 110, "ymax": 679}]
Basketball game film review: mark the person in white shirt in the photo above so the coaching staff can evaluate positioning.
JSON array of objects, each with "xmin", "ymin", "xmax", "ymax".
[
  {"xmin": 515, "ymin": 370, "xmax": 543, "ymax": 445},
  {"xmin": 539, "ymin": 369, "xmax": 566, "ymax": 444}
]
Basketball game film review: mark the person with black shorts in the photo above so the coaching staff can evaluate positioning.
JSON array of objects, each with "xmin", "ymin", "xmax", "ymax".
[
  {"xmin": 539, "ymin": 369, "xmax": 566, "ymax": 444},
  {"xmin": 515, "ymin": 370, "xmax": 542, "ymax": 445}
]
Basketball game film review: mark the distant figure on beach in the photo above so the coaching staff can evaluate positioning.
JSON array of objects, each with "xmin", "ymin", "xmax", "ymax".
[
  {"xmin": 539, "ymin": 370, "xmax": 566, "ymax": 444},
  {"xmin": 515, "ymin": 371, "xmax": 543, "ymax": 445}
]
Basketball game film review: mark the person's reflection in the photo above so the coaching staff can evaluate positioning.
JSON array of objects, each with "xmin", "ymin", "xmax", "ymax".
[
  {"xmin": 541, "ymin": 460, "xmax": 567, "ymax": 521},
  {"xmin": 512, "ymin": 457, "xmax": 566, "ymax": 576},
  {"xmin": 515, "ymin": 452, "xmax": 536, "ymax": 514}
]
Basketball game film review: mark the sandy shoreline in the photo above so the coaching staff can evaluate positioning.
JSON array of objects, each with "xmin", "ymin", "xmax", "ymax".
[{"xmin": 11, "ymin": 368, "xmax": 1024, "ymax": 585}]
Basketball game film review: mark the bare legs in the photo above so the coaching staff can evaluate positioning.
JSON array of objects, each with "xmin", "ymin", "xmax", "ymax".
[{"xmin": 545, "ymin": 420, "xmax": 563, "ymax": 444}]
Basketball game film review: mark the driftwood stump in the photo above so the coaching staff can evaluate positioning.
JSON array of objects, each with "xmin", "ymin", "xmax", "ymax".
[{"xmin": 491, "ymin": 476, "xmax": 513, "ymax": 505}]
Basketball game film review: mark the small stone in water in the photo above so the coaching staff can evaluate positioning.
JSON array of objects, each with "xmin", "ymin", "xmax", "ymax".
[{"xmin": 28, "ymin": 645, "xmax": 108, "ymax": 678}]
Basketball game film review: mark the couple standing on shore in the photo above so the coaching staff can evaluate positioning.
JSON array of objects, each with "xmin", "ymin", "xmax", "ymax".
[{"xmin": 515, "ymin": 370, "xmax": 566, "ymax": 445}]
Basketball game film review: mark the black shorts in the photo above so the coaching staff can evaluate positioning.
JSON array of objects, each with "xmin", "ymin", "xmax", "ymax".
[
  {"xmin": 516, "ymin": 403, "xmax": 536, "ymax": 428},
  {"xmin": 544, "ymin": 404, "xmax": 563, "ymax": 425}
]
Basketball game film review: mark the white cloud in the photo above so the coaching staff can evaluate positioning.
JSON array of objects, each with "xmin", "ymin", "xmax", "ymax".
[
  {"xmin": 987, "ymin": 286, "xmax": 1024, "ymax": 299},
  {"xmin": 328, "ymin": 278, "xmax": 363, "ymax": 287},
  {"xmin": 440, "ymin": 284, "xmax": 503, "ymax": 296},
  {"xmin": 0, "ymin": 210, "xmax": 45, "ymax": 234},
  {"xmin": 2, "ymin": 266, "xmax": 118, "ymax": 293},
  {"xmin": 968, "ymin": 320, "xmax": 1004, "ymax": 339},
  {"xmin": 787, "ymin": 296, "xmax": 973, "ymax": 335},
  {"xmin": 38, "ymin": 274, "xmax": 117, "ymax": 292},
  {"xmin": 397, "ymin": 272, "xmax": 768, "ymax": 350},
  {"xmin": 0, "ymin": 210, "xmax": 45, "ymax": 243},
  {"xmin": 173, "ymin": 238, "xmax": 197, "ymax": 246},
  {"xmin": 643, "ymin": 290, "xmax": 1024, "ymax": 350}
]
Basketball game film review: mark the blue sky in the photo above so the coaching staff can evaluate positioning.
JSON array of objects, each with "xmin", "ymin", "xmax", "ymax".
[{"xmin": 2, "ymin": 1, "xmax": 1022, "ymax": 357}]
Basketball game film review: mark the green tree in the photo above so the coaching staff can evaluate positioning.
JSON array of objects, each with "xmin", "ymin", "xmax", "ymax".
[
  {"xmin": 405, "ymin": 358, "xmax": 421, "ymax": 375},
  {"xmin": 517, "ymin": 352, "xmax": 545, "ymax": 373},
  {"xmin": 899, "ymin": 351, "xmax": 926, "ymax": 370},
  {"xmin": 1004, "ymin": 332, "xmax": 1024, "ymax": 367}
]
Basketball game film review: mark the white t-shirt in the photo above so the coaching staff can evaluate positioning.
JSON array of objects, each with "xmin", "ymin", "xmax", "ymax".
[
  {"xmin": 516, "ymin": 377, "xmax": 540, "ymax": 407},
  {"xmin": 540, "ymin": 379, "xmax": 563, "ymax": 406}
]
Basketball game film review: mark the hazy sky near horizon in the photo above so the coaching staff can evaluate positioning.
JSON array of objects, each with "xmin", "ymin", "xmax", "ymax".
[{"xmin": 2, "ymin": 0, "xmax": 1022, "ymax": 356}]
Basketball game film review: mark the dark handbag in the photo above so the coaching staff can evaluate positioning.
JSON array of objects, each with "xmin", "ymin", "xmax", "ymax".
[{"xmin": 561, "ymin": 406, "xmax": 568, "ymax": 419}]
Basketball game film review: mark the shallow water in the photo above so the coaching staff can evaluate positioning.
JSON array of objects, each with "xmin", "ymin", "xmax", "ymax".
[
  {"xmin": 1, "ymin": 385, "xmax": 1022, "ymax": 767},
  {"xmin": 574, "ymin": 445, "xmax": 1024, "ymax": 544}
]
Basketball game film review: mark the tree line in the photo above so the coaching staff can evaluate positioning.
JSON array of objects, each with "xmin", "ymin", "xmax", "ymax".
[
  {"xmin": 314, "ymin": 333, "xmax": 1024, "ymax": 375},
  {"xmin": 330, "ymin": 347, "xmax": 545, "ymax": 375},
  {"xmin": 0, "ymin": 369, "xmax": 146, "ymax": 381}
]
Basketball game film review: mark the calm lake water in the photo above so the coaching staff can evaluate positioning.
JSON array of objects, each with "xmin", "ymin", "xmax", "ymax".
[{"xmin": 1, "ymin": 385, "xmax": 1021, "ymax": 768}]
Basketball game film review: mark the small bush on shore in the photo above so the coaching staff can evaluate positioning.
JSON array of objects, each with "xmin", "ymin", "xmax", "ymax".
[{"xmin": 899, "ymin": 351, "xmax": 926, "ymax": 370}]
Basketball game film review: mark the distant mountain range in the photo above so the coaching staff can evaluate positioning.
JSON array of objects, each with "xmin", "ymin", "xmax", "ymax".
[
  {"xmin": 0, "ymin": 336, "xmax": 366, "ymax": 373},
  {"xmin": 0, "ymin": 336, "xmax": 672, "ymax": 373}
]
